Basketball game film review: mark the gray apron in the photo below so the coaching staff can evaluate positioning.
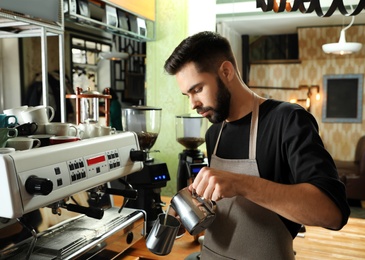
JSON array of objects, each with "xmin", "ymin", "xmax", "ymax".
[{"xmin": 201, "ymin": 94, "xmax": 295, "ymax": 260}]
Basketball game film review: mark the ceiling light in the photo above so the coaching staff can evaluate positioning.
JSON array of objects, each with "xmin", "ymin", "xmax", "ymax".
[
  {"xmin": 322, "ymin": 14, "xmax": 362, "ymax": 55},
  {"xmin": 257, "ymin": 0, "xmax": 365, "ymax": 17}
]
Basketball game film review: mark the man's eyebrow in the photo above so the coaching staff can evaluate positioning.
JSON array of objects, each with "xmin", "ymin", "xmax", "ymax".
[{"xmin": 185, "ymin": 82, "xmax": 202, "ymax": 94}]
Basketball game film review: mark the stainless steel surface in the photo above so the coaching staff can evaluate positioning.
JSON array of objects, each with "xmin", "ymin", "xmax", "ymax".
[
  {"xmin": 34, "ymin": 207, "xmax": 145, "ymax": 260},
  {"xmin": 1, "ymin": 207, "xmax": 146, "ymax": 260},
  {"xmin": 171, "ymin": 187, "xmax": 216, "ymax": 236},
  {"xmin": 146, "ymin": 213, "xmax": 180, "ymax": 256}
]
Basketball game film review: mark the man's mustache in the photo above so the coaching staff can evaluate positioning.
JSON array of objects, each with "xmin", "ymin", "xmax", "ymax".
[{"xmin": 196, "ymin": 107, "xmax": 213, "ymax": 114}]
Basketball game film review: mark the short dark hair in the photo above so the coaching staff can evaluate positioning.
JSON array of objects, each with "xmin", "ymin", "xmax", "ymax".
[{"xmin": 164, "ymin": 31, "xmax": 237, "ymax": 75}]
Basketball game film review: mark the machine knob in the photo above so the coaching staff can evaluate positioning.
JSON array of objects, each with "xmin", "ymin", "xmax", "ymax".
[
  {"xmin": 130, "ymin": 149, "xmax": 147, "ymax": 162},
  {"xmin": 25, "ymin": 176, "xmax": 53, "ymax": 195}
]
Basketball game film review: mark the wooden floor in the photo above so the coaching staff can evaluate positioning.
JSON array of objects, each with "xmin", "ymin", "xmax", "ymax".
[
  {"xmin": 293, "ymin": 217, "xmax": 365, "ymax": 260},
  {"xmin": 113, "ymin": 196, "xmax": 365, "ymax": 260}
]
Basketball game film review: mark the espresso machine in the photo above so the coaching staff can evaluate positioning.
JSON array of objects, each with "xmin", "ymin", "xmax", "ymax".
[
  {"xmin": 176, "ymin": 114, "xmax": 208, "ymax": 191},
  {"xmin": 118, "ymin": 106, "xmax": 170, "ymax": 232},
  {"xmin": 0, "ymin": 133, "xmax": 147, "ymax": 259}
]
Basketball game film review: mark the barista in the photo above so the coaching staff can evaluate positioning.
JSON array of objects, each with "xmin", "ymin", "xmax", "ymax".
[{"xmin": 164, "ymin": 31, "xmax": 350, "ymax": 259}]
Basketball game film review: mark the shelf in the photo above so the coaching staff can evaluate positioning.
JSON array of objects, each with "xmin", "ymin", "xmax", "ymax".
[
  {"xmin": 65, "ymin": 13, "xmax": 154, "ymax": 42},
  {"xmin": 0, "ymin": 2, "xmax": 63, "ymax": 38},
  {"xmin": 0, "ymin": 0, "xmax": 67, "ymax": 122}
]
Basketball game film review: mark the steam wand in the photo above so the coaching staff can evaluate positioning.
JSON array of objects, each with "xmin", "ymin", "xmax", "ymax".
[{"xmin": 16, "ymin": 217, "xmax": 37, "ymax": 260}]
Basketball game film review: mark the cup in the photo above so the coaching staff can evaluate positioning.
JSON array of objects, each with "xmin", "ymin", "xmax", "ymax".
[
  {"xmin": 28, "ymin": 134, "xmax": 55, "ymax": 147},
  {"xmin": 6, "ymin": 137, "xmax": 41, "ymax": 150},
  {"xmin": 78, "ymin": 123, "xmax": 100, "ymax": 139},
  {"xmin": 3, "ymin": 106, "xmax": 28, "ymax": 125},
  {"xmin": 100, "ymin": 126, "xmax": 116, "ymax": 136},
  {"xmin": 0, "ymin": 147, "xmax": 16, "ymax": 154},
  {"xmin": 21, "ymin": 105, "xmax": 55, "ymax": 124},
  {"xmin": 146, "ymin": 213, "xmax": 181, "ymax": 256},
  {"xmin": 49, "ymin": 136, "xmax": 81, "ymax": 145},
  {"xmin": 14, "ymin": 122, "xmax": 38, "ymax": 136},
  {"xmin": 0, "ymin": 114, "xmax": 17, "ymax": 128},
  {"xmin": 0, "ymin": 128, "xmax": 18, "ymax": 148},
  {"xmin": 34, "ymin": 124, "xmax": 47, "ymax": 134},
  {"xmin": 45, "ymin": 122, "xmax": 79, "ymax": 137}
]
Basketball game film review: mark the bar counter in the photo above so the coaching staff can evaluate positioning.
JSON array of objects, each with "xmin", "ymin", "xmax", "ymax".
[{"xmin": 114, "ymin": 197, "xmax": 365, "ymax": 260}]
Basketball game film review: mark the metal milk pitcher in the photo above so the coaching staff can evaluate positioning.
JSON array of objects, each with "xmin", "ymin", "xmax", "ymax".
[
  {"xmin": 171, "ymin": 187, "xmax": 216, "ymax": 235},
  {"xmin": 146, "ymin": 213, "xmax": 181, "ymax": 255}
]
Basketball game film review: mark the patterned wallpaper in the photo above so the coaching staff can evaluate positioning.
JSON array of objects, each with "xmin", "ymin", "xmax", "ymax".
[{"xmin": 249, "ymin": 25, "xmax": 365, "ymax": 161}]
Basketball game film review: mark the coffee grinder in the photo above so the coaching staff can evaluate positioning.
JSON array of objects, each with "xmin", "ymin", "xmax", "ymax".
[
  {"xmin": 176, "ymin": 114, "xmax": 208, "ymax": 191},
  {"xmin": 121, "ymin": 106, "xmax": 170, "ymax": 232}
]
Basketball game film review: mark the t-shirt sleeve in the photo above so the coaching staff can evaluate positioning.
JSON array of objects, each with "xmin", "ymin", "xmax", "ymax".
[{"xmin": 282, "ymin": 107, "xmax": 350, "ymax": 229}]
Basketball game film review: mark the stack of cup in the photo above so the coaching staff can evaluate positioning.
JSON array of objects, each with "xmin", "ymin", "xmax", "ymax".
[
  {"xmin": 0, "ymin": 128, "xmax": 18, "ymax": 148},
  {"xmin": 0, "ymin": 113, "xmax": 18, "ymax": 148},
  {"xmin": 21, "ymin": 105, "xmax": 55, "ymax": 134}
]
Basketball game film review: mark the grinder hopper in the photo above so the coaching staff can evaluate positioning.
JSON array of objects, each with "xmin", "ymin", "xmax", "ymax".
[{"xmin": 122, "ymin": 106, "xmax": 162, "ymax": 161}]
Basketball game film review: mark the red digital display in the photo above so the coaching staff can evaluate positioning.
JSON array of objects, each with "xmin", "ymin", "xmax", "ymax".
[{"xmin": 87, "ymin": 155, "xmax": 106, "ymax": 166}]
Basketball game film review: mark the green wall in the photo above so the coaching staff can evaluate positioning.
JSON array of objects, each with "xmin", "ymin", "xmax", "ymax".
[{"xmin": 145, "ymin": 0, "xmax": 190, "ymax": 197}]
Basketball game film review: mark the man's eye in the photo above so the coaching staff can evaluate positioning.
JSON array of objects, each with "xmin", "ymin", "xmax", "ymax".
[{"xmin": 194, "ymin": 87, "xmax": 203, "ymax": 93}]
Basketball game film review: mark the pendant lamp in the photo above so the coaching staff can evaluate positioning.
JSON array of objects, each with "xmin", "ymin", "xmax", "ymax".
[{"xmin": 322, "ymin": 13, "xmax": 362, "ymax": 55}]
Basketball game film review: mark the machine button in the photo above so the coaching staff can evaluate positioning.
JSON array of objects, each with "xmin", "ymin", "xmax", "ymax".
[
  {"xmin": 80, "ymin": 161, "xmax": 84, "ymax": 167},
  {"xmin": 54, "ymin": 167, "xmax": 61, "ymax": 175},
  {"xmin": 57, "ymin": 178, "xmax": 63, "ymax": 186},
  {"xmin": 81, "ymin": 171, "xmax": 86, "ymax": 178},
  {"xmin": 76, "ymin": 172, "xmax": 81, "ymax": 180},
  {"xmin": 74, "ymin": 163, "xmax": 79, "ymax": 169},
  {"xmin": 71, "ymin": 174, "xmax": 76, "ymax": 181},
  {"xmin": 69, "ymin": 163, "xmax": 75, "ymax": 170},
  {"xmin": 96, "ymin": 167, "xmax": 100, "ymax": 173}
]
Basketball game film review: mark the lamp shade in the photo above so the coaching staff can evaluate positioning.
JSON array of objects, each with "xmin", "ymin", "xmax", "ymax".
[{"xmin": 322, "ymin": 30, "xmax": 362, "ymax": 55}]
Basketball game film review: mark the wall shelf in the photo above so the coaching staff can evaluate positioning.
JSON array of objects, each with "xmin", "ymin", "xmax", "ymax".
[
  {"xmin": 0, "ymin": 0, "xmax": 66, "ymax": 121},
  {"xmin": 64, "ymin": 0, "xmax": 155, "ymax": 42}
]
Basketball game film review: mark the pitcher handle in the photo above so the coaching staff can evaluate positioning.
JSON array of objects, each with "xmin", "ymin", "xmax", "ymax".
[{"xmin": 192, "ymin": 188, "xmax": 216, "ymax": 214}]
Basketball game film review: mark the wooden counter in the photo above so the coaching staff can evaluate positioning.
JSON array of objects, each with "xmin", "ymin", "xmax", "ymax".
[{"xmin": 113, "ymin": 197, "xmax": 365, "ymax": 260}]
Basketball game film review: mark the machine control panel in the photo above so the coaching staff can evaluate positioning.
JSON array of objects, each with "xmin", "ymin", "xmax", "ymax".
[{"xmin": 0, "ymin": 133, "xmax": 143, "ymax": 219}]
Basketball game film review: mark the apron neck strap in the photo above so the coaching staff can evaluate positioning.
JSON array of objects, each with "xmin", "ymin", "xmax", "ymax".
[
  {"xmin": 249, "ymin": 93, "xmax": 259, "ymax": 160},
  {"xmin": 212, "ymin": 92, "xmax": 260, "ymax": 159}
]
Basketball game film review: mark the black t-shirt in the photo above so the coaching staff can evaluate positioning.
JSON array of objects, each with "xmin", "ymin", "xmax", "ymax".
[{"xmin": 205, "ymin": 99, "xmax": 350, "ymax": 237}]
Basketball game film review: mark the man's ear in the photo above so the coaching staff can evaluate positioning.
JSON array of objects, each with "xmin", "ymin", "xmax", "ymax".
[{"xmin": 219, "ymin": 61, "xmax": 235, "ymax": 81}]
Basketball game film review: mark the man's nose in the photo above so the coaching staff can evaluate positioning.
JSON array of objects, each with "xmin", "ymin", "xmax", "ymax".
[{"xmin": 190, "ymin": 97, "xmax": 202, "ymax": 110}]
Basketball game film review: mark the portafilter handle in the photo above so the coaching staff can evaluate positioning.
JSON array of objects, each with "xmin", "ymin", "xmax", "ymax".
[
  {"xmin": 104, "ymin": 187, "xmax": 138, "ymax": 200},
  {"xmin": 63, "ymin": 203, "xmax": 104, "ymax": 220}
]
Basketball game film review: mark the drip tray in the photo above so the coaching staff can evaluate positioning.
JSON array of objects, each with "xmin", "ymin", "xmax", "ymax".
[{"xmin": 31, "ymin": 207, "xmax": 145, "ymax": 259}]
